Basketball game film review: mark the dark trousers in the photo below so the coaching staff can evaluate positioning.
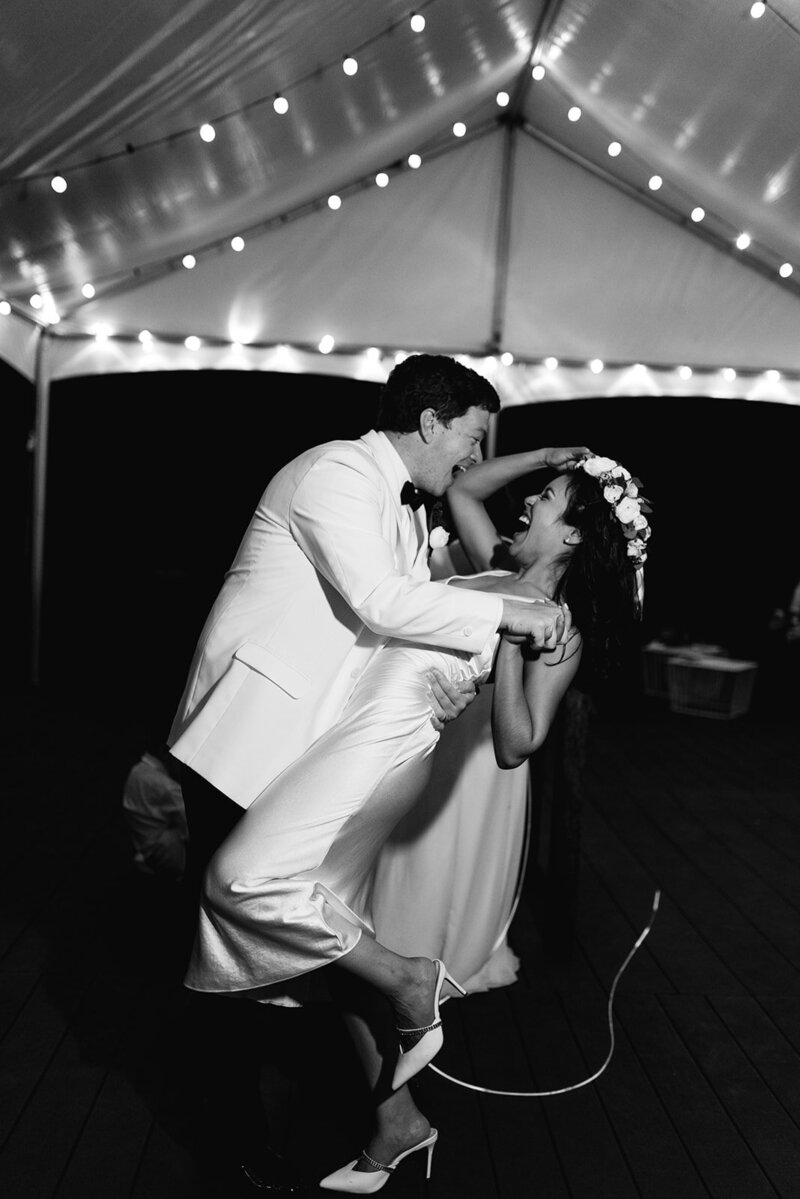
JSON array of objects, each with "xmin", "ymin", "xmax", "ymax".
[{"xmin": 179, "ymin": 765, "xmax": 273, "ymax": 1155}]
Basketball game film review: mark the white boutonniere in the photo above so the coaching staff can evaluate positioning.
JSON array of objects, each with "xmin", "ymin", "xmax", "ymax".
[{"xmin": 428, "ymin": 526, "xmax": 450, "ymax": 550}]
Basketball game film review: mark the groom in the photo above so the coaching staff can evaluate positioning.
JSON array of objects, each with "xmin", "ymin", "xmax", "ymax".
[{"xmin": 169, "ymin": 353, "xmax": 578, "ymax": 1192}]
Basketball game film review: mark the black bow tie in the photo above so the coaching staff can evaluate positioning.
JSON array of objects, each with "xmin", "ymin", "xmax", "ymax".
[{"xmin": 400, "ymin": 481, "xmax": 424, "ymax": 511}]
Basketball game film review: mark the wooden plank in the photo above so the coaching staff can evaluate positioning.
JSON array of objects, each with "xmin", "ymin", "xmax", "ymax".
[
  {"xmin": 662, "ymin": 994, "xmax": 800, "ymax": 1196},
  {"xmin": 618, "ymin": 993, "xmax": 778, "ymax": 1199},
  {"xmin": 711, "ymin": 996, "xmax": 800, "ymax": 1128},
  {"xmin": 587, "ymin": 783, "xmax": 800, "ymax": 994}
]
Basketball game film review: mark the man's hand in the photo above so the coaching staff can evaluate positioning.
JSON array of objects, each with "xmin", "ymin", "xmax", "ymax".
[
  {"xmin": 500, "ymin": 599, "xmax": 571, "ymax": 650},
  {"xmin": 544, "ymin": 446, "xmax": 592, "ymax": 471},
  {"xmin": 427, "ymin": 670, "xmax": 479, "ymax": 731}
]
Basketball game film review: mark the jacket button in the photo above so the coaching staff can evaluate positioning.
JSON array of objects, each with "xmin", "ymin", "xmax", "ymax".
[{"xmin": 463, "ymin": 626, "xmax": 473, "ymax": 637}]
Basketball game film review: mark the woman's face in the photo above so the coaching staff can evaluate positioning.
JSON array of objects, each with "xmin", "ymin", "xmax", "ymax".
[{"xmin": 507, "ymin": 474, "xmax": 576, "ymax": 566}]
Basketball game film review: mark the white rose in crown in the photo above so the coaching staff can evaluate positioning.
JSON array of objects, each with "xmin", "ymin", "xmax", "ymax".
[
  {"xmin": 612, "ymin": 465, "xmax": 631, "ymax": 481},
  {"xmin": 428, "ymin": 526, "xmax": 450, "ymax": 550},
  {"xmin": 633, "ymin": 513, "xmax": 648, "ymax": 531},
  {"xmin": 582, "ymin": 455, "xmax": 617, "ymax": 477},
  {"xmin": 603, "ymin": 484, "xmax": 624, "ymax": 503},
  {"xmin": 615, "ymin": 496, "xmax": 641, "ymax": 524},
  {"xmin": 625, "ymin": 480, "xmax": 639, "ymax": 497}
]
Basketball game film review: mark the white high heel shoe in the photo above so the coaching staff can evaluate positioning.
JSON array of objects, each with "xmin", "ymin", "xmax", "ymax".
[
  {"xmin": 391, "ymin": 959, "xmax": 465, "ymax": 1090},
  {"xmin": 319, "ymin": 1129, "xmax": 438, "ymax": 1193}
]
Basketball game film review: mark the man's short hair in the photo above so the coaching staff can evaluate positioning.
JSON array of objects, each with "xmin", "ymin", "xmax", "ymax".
[{"xmin": 376, "ymin": 354, "xmax": 500, "ymax": 433}]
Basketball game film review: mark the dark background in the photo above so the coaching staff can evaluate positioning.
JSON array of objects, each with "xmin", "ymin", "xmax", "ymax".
[{"xmin": 6, "ymin": 359, "xmax": 799, "ymax": 740}]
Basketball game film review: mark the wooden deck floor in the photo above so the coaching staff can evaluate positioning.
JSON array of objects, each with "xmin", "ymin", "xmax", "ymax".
[{"xmin": 1, "ymin": 687, "xmax": 799, "ymax": 1198}]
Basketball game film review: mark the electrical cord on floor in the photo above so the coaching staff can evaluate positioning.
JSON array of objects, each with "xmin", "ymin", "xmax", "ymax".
[{"xmin": 429, "ymin": 889, "xmax": 661, "ymax": 1097}]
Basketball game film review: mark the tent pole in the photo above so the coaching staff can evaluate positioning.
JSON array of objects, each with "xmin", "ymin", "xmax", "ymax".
[{"xmin": 30, "ymin": 327, "xmax": 50, "ymax": 687}]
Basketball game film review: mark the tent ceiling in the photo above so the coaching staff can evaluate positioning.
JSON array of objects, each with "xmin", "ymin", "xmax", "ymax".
[{"xmin": 3, "ymin": 0, "xmax": 800, "ymax": 402}]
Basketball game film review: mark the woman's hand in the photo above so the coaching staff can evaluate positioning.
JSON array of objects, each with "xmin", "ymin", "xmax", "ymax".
[{"xmin": 544, "ymin": 446, "xmax": 592, "ymax": 471}]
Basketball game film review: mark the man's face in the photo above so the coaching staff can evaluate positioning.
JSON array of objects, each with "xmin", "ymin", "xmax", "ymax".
[{"xmin": 419, "ymin": 406, "xmax": 491, "ymax": 496}]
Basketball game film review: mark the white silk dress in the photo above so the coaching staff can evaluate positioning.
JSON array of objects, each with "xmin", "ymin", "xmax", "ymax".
[{"xmin": 184, "ymin": 584, "xmax": 514, "ymax": 1003}]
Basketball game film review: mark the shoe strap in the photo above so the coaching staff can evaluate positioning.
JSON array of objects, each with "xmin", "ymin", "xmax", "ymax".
[
  {"xmin": 359, "ymin": 1151, "xmax": 394, "ymax": 1173},
  {"xmin": 396, "ymin": 1017, "xmax": 442, "ymax": 1035}
]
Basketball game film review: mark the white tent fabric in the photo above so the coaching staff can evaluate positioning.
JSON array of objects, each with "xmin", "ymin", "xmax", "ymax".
[{"xmin": 3, "ymin": 0, "xmax": 800, "ymax": 404}]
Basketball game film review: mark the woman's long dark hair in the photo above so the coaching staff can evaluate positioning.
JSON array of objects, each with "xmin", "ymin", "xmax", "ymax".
[{"xmin": 552, "ymin": 469, "xmax": 644, "ymax": 681}]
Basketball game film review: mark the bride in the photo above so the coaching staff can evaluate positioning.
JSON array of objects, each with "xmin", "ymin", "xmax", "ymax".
[{"xmin": 184, "ymin": 450, "xmax": 650, "ymax": 1193}]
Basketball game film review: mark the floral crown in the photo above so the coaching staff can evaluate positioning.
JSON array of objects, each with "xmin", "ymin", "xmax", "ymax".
[{"xmin": 569, "ymin": 454, "xmax": 652, "ymax": 568}]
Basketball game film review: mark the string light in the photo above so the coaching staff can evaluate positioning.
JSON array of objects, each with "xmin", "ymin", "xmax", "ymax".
[
  {"xmin": 544, "ymin": 356, "xmax": 558, "ymax": 370},
  {"xmin": 230, "ymin": 236, "xmax": 245, "ymax": 251},
  {"xmin": 199, "ymin": 124, "xmax": 216, "ymax": 143},
  {"xmin": 185, "ymin": 336, "xmax": 201, "ymax": 350},
  {"xmin": 453, "ymin": 121, "xmax": 466, "ymax": 137},
  {"xmin": 182, "ymin": 253, "xmax": 197, "ymax": 269},
  {"xmin": 648, "ymin": 175, "xmax": 662, "ymax": 190},
  {"xmin": 678, "ymin": 365, "xmax": 692, "ymax": 380},
  {"xmin": 750, "ymin": 2, "xmax": 766, "ymax": 17},
  {"xmin": 375, "ymin": 171, "xmax": 389, "ymax": 187},
  {"xmin": 589, "ymin": 358, "xmax": 604, "ymax": 373},
  {"xmin": 138, "ymin": 329, "xmax": 153, "ymax": 344},
  {"xmin": 319, "ymin": 334, "xmax": 335, "ymax": 353},
  {"xmin": 608, "ymin": 142, "xmax": 621, "ymax": 157},
  {"xmin": 92, "ymin": 324, "xmax": 112, "ymax": 339},
  {"xmin": 532, "ymin": 64, "xmax": 546, "ymax": 81},
  {"xmin": 496, "ymin": 91, "xmax": 510, "ymax": 107},
  {"xmin": 735, "ymin": 232, "xmax": 751, "ymax": 250},
  {"xmin": 779, "ymin": 262, "xmax": 793, "ymax": 277},
  {"xmin": 50, "ymin": 175, "xmax": 67, "ymax": 193},
  {"xmin": 690, "ymin": 206, "xmax": 705, "ymax": 222},
  {"xmin": 81, "ymin": 283, "xmax": 96, "ymax": 298},
  {"xmin": 365, "ymin": 346, "xmax": 382, "ymax": 360},
  {"xmin": 273, "ymin": 95, "xmax": 289, "ymax": 115},
  {"xmin": 0, "ymin": 301, "xmax": 10, "ymax": 316},
  {"xmin": 342, "ymin": 56, "xmax": 358, "ymax": 76},
  {"xmin": 327, "ymin": 194, "xmax": 342, "ymax": 210},
  {"xmin": 408, "ymin": 153, "xmax": 422, "ymax": 168},
  {"xmin": 410, "ymin": 13, "xmax": 426, "ymax": 32},
  {"xmin": 722, "ymin": 367, "xmax": 736, "ymax": 381},
  {"xmin": 501, "ymin": 351, "xmax": 514, "ymax": 366},
  {"xmin": 30, "ymin": 294, "xmax": 43, "ymax": 309},
  {"xmin": 765, "ymin": 368, "xmax": 780, "ymax": 381},
  {"xmin": 568, "ymin": 106, "xmax": 582, "ymax": 122}
]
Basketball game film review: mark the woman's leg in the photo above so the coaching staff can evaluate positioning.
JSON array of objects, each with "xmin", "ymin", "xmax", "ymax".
[{"xmin": 328, "ymin": 970, "xmax": 432, "ymax": 1174}]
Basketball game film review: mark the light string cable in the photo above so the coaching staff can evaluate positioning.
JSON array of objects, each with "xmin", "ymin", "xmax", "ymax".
[{"xmin": 429, "ymin": 888, "xmax": 661, "ymax": 1097}]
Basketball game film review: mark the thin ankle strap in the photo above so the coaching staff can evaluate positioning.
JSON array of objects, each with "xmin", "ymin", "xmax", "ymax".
[
  {"xmin": 359, "ymin": 1151, "xmax": 394, "ymax": 1173},
  {"xmin": 396, "ymin": 1017, "xmax": 442, "ymax": 1035}
]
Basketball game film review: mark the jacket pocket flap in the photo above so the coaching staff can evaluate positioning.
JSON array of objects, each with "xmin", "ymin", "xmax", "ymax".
[{"xmin": 233, "ymin": 643, "xmax": 309, "ymax": 698}]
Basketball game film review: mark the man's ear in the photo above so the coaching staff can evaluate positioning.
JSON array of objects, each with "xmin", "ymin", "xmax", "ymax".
[{"xmin": 419, "ymin": 407, "xmax": 438, "ymax": 443}]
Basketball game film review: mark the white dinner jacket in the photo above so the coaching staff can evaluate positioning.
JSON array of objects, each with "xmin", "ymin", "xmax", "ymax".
[{"xmin": 168, "ymin": 430, "xmax": 502, "ymax": 807}]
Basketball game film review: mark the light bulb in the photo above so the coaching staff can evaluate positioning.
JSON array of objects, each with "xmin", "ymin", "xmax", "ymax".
[
  {"xmin": 319, "ymin": 334, "xmax": 335, "ymax": 354},
  {"xmin": 589, "ymin": 358, "xmax": 604, "ymax": 373},
  {"xmin": 765, "ymin": 368, "xmax": 780, "ymax": 381},
  {"xmin": 722, "ymin": 367, "xmax": 736, "ymax": 382},
  {"xmin": 365, "ymin": 346, "xmax": 381, "ymax": 360},
  {"xmin": 532, "ymin": 64, "xmax": 546, "ymax": 81},
  {"xmin": 648, "ymin": 175, "xmax": 662, "ymax": 191},
  {"xmin": 0, "ymin": 301, "xmax": 10, "ymax": 316},
  {"xmin": 51, "ymin": 175, "xmax": 67, "ymax": 193},
  {"xmin": 30, "ymin": 294, "xmax": 43, "ymax": 309},
  {"xmin": 408, "ymin": 153, "xmax": 422, "ymax": 169},
  {"xmin": 273, "ymin": 95, "xmax": 289, "ymax": 115},
  {"xmin": 608, "ymin": 142, "xmax": 621, "ymax": 157},
  {"xmin": 544, "ymin": 356, "xmax": 558, "ymax": 370},
  {"xmin": 230, "ymin": 236, "xmax": 245, "ymax": 252},
  {"xmin": 691, "ymin": 206, "xmax": 705, "ymax": 222},
  {"xmin": 375, "ymin": 172, "xmax": 389, "ymax": 188},
  {"xmin": 328, "ymin": 194, "xmax": 342, "ymax": 210},
  {"xmin": 199, "ymin": 124, "xmax": 216, "ymax": 143},
  {"xmin": 678, "ymin": 365, "xmax": 692, "ymax": 380},
  {"xmin": 81, "ymin": 283, "xmax": 95, "ymax": 299},
  {"xmin": 568, "ymin": 106, "xmax": 581, "ymax": 122},
  {"xmin": 750, "ymin": 2, "xmax": 766, "ymax": 17},
  {"xmin": 500, "ymin": 352, "xmax": 514, "ymax": 366},
  {"xmin": 736, "ymin": 232, "xmax": 751, "ymax": 250},
  {"xmin": 343, "ymin": 56, "xmax": 358, "ymax": 76},
  {"xmin": 410, "ymin": 13, "xmax": 425, "ymax": 32},
  {"xmin": 139, "ymin": 330, "xmax": 152, "ymax": 343},
  {"xmin": 779, "ymin": 262, "xmax": 793, "ymax": 278},
  {"xmin": 185, "ymin": 336, "xmax": 201, "ymax": 351},
  {"xmin": 496, "ymin": 91, "xmax": 510, "ymax": 107},
  {"xmin": 453, "ymin": 122, "xmax": 466, "ymax": 137},
  {"xmin": 182, "ymin": 254, "xmax": 196, "ymax": 269}
]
